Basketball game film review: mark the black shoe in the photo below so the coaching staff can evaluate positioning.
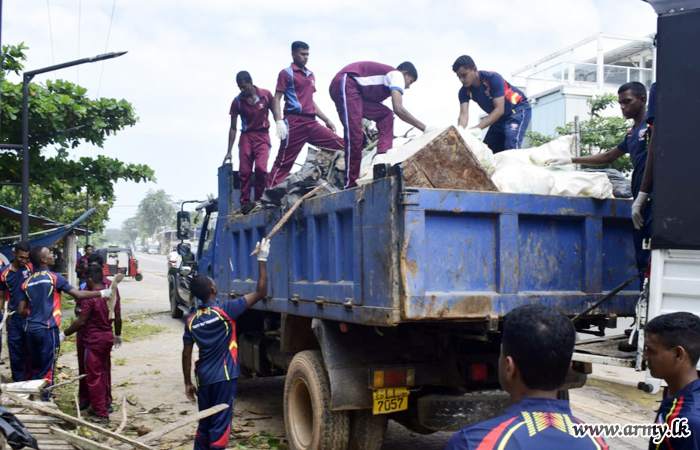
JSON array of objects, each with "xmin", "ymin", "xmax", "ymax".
[
  {"xmin": 241, "ymin": 203, "xmax": 256, "ymax": 215},
  {"xmin": 88, "ymin": 414, "xmax": 109, "ymax": 424},
  {"xmin": 107, "ymin": 405, "xmax": 114, "ymax": 414},
  {"xmin": 73, "ymin": 402, "xmax": 90, "ymax": 411}
]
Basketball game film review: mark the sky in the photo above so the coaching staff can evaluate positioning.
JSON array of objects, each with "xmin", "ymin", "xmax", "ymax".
[{"xmin": 2, "ymin": 0, "xmax": 658, "ymax": 228}]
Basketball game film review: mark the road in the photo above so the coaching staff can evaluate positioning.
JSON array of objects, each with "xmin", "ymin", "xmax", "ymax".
[{"xmin": 62, "ymin": 253, "xmax": 657, "ymax": 449}]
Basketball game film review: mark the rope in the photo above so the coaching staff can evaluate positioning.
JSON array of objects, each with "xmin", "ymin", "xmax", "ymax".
[{"xmin": 97, "ymin": 0, "xmax": 118, "ymax": 96}]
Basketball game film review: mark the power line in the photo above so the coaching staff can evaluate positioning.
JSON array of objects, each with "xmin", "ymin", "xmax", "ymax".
[
  {"xmin": 97, "ymin": 0, "xmax": 118, "ymax": 96},
  {"xmin": 46, "ymin": 0, "xmax": 55, "ymax": 64},
  {"xmin": 77, "ymin": 0, "xmax": 82, "ymax": 83}
]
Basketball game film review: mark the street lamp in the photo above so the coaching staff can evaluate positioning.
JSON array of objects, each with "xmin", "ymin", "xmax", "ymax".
[{"xmin": 19, "ymin": 51, "xmax": 127, "ymax": 240}]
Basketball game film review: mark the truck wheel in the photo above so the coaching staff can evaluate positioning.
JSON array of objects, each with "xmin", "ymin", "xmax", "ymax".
[
  {"xmin": 170, "ymin": 285, "xmax": 183, "ymax": 319},
  {"xmin": 284, "ymin": 350, "xmax": 349, "ymax": 450},
  {"xmin": 135, "ymin": 273, "xmax": 143, "ymax": 281},
  {"xmin": 349, "ymin": 410, "xmax": 387, "ymax": 450}
]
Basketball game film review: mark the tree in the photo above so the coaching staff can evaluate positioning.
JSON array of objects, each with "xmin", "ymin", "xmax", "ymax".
[
  {"xmin": 0, "ymin": 43, "xmax": 154, "ymax": 235},
  {"xmin": 525, "ymin": 94, "xmax": 633, "ymax": 174},
  {"xmin": 121, "ymin": 217, "xmax": 140, "ymax": 248},
  {"xmin": 135, "ymin": 190, "xmax": 176, "ymax": 237}
]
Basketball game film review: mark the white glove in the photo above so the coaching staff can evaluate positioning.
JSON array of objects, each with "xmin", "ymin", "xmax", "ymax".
[
  {"xmin": 468, "ymin": 127, "xmax": 481, "ymax": 137},
  {"xmin": 99, "ymin": 288, "xmax": 112, "ymax": 298},
  {"xmin": 256, "ymin": 238, "xmax": 271, "ymax": 262},
  {"xmin": 423, "ymin": 125, "xmax": 437, "ymax": 134},
  {"xmin": 631, "ymin": 191, "xmax": 649, "ymax": 230},
  {"xmin": 545, "ymin": 157, "xmax": 572, "ymax": 167},
  {"xmin": 113, "ymin": 335, "xmax": 123, "ymax": 349},
  {"xmin": 276, "ymin": 120, "xmax": 288, "ymax": 140},
  {"xmin": 59, "ymin": 332, "xmax": 66, "ymax": 344}
]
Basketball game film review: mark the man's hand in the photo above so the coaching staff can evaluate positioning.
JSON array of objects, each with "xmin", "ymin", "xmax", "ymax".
[
  {"xmin": 257, "ymin": 238, "xmax": 271, "ymax": 262},
  {"xmin": 545, "ymin": 157, "xmax": 572, "ymax": 167},
  {"xmin": 113, "ymin": 335, "xmax": 123, "ymax": 349},
  {"xmin": 99, "ymin": 288, "xmax": 113, "ymax": 298},
  {"xmin": 59, "ymin": 332, "xmax": 66, "ymax": 344},
  {"xmin": 276, "ymin": 120, "xmax": 288, "ymax": 140},
  {"xmin": 468, "ymin": 127, "xmax": 481, "ymax": 138},
  {"xmin": 185, "ymin": 383, "xmax": 197, "ymax": 402},
  {"xmin": 324, "ymin": 120, "xmax": 336, "ymax": 133},
  {"xmin": 222, "ymin": 150, "xmax": 232, "ymax": 166},
  {"xmin": 632, "ymin": 191, "xmax": 649, "ymax": 230}
]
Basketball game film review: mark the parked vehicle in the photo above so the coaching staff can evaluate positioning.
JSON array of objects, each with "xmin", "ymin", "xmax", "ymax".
[
  {"xmin": 148, "ymin": 244, "xmax": 159, "ymax": 255},
  {"xmin": 97, "ymin": 247, "xmax": 143, "ymax": 281},
  {"xmin": 170, "ymin": 155, "xmax": 639, "ymax": 450}
]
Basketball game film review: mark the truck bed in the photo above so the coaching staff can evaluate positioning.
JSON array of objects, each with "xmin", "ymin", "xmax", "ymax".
[{"xmin": 214, "ymin": 166, "xmax": 639, "ymax": 326}]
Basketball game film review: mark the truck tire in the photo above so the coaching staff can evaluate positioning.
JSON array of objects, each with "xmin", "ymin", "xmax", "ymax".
[
  {"xmin": 284, "ymin": 350, "xmax": 349, "ymax": 450},
  {"xmin": 135, "ymin": 273, "xmax": 143, "ymax": 281},
  {"xmin": 349, "ymin": 410, "xmax": 387, "ymax": 450},
  {"xmin": 170, "ymin": 285, "xmax": 183, "ymax": 319}
]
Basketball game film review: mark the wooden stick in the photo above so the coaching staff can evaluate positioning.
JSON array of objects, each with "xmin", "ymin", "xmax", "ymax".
[
  {"xmin": 74, "ymin": 391, "xmax": 81, "ymax": 421},
  {"xmin": 50, "ymin": 427, "xmax": 115, "ymax": 450},
  {"xmin": 0, "ymin": 302, "xmax": 8, "ymax": 332},
  {"xmin": 137, "ymin": 403, "xmax": 228, "ymax": 443},
  {"xmin": 43, "ymin": 374, "xmax": 86, "ymax": 392},
  {"xmin": 250, "ymin": 182, "xmax": 328, "ymax": 256},
  {"xmin": 3, "ymin": 393, "xmax": 154, "ymax": 450},
  {"xmin": 107, "ymin": 396, "xmax": 129, "ymax": 447}
]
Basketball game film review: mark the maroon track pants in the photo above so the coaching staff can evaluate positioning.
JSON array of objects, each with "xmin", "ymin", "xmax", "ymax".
[
  {"xmin": 329, "ymin": 73, "xmax": 394, "ymax": 189},
  {"xmin": 239, "ymin": 131, "xmax": 270, "ymax": 205},
  {"xmin": 84, "ymin": 342, "xmax": 112, "ymax": 418},
  {"xmin": 266, "ymin": 114, "xmax": 345, "ymax": 188}
]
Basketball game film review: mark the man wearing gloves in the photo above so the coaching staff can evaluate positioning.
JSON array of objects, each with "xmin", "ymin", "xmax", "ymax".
[
  {"xmin": 453, "ymin": 55, "xmax": 531, "ymax": 152},
  {"xmin": 18, "ymin": 246, "xmax": 111, "ymax": 400},
  {"xmin": 631, "ymin": 82, "xmax": 656, "ymax": 234},
  {"xmin": 267, "ymin": 41, "xmax": 345, "ymax": 188},
  {"xmin": 62, "ymin": 266, "xmax": 122, "ymax": 423},
  {"xmin": 223, "ymin": 71, "xmax": 274, "ymax": 214},
  {"xmin": 329, "ymin": 61, "xmax": 434, "ymax": 189},
  {"xmin": 0, "ymin": 241, "xmax": 32, "ymax": 381},
  {"xmin": 182, "ymin": 238, "xmax": 271, "ymax": 450},
  {"xmin": 547, "ymin": 82, "xmax": 650, "ymax": 276}
]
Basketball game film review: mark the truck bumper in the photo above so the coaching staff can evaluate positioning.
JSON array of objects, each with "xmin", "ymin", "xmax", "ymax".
[{"xmin": 416, "ymin": 390, "xmax": 510, "ymax": 431}]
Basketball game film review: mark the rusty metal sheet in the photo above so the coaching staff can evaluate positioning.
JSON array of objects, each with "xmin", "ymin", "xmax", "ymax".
[{"xmin": 401, "ymin": 127, "xmax": 498, "ymax": 191}]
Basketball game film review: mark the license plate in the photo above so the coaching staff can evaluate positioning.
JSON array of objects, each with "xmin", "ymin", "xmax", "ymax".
[{"xmin": 372, "ymin": 387, "xmax": 409, "ymax": 415}]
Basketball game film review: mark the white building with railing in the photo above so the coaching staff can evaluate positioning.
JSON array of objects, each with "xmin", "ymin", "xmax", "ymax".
[{"xmin": 511, "ymin": 33, "xmax": 655, "ymax": 137}]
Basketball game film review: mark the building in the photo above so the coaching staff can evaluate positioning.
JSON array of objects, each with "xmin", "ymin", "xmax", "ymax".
[{"xmin": 511, "ymin": 33, "xmax": 655, "ymax": 138}]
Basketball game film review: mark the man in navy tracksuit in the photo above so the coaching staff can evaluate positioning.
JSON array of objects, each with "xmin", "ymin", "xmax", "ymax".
[
  {"xmin": 446, "ymin": 305, "xmax": 607, "ymax": 450},
  {"xmin": 18, "ymin": 246, "xmax": 111, "ymax": 400},
  {"xmin": 644, "ymin": 312, "xmax": 700, "ymax": 450},
  {"xmin": 453, "ymin": 55, "xmax": 531, "ymax": 153},
  {"xmin": 182, "ymin": 238, "xmax": 270, "ymax": 450},
  {"xmin": 0, "ymin": 241, "xmax": 32, "ymax": 381}
]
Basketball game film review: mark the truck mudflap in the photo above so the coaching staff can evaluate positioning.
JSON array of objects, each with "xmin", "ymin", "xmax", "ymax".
[{"xmin": 415, "ymin": 391, "xmax": 510, "ymax": 432}]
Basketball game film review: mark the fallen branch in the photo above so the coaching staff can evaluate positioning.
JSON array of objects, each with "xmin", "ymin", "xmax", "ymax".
[
  {"xmin": 50, "ymin": 427, "xmax": 115, "ymax": 450},
  {"xmin": 107, "ymin": 396, "xmax": 129, "ymax": 447},
  {"xmin": 250, "ymin": 182, "xmax": 328, "ymax": 256},
  {"xmin": 137, "ymin": 403, "xmax": 228, "ymax": 444},
  {"xmin": 43, "ymin": 374, "xmax": 86, "ymax": 392},
  {"xmin": 3, "ymin": 392, "xmax": 154, "ymax": 450},
  {"xmin": 108, "ymin": 273, "xmax": 125, "ymax": 321}
]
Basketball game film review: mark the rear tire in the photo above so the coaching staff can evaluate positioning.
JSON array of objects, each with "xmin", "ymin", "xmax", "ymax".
[
  {"xmin": 135, "ymin": 273, "xmax": 143, "ymax": 281},
  {"xmin": 170, "ymin": 285, "xmax": 183, "ymax": 319},
  {"xmin": 284, "ymin": 350, "xmax": 349, "ymax": 450},
  {"xmin": 349, "ymin": 410, "xmax": 387, "ymax": 450}
]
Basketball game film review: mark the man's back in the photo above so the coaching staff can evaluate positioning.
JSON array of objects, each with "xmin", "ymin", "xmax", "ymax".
[
  {"xmin": 446, "ymin": 398, "xmax": 607, "ymax": 450},
  {"xmin": 651, "ymin": 378, "xmax": 700, "ymax": 450},
  {"xmin": 0, "ymin": 263, "xmax": 32, "ymax": 310},
  {"xmin": 22, "ymin": 269, "xmax": 72, "ymax": 331},
  {"xmin": 80, "ymin": 290, "xmax": 114, "ymax": 347}
]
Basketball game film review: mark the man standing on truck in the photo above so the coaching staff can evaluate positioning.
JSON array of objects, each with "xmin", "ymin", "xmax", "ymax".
[
  {"xmin": 329, "ymin": 61, "xmax": 434, "ymax": 189},
  {"xmin": 445, "ymin": 304, "xmax": 607, "ymax": 450},
  {"xmin": 452, "ymin": 55, "xmax": 531, "ymax": 153},
  {"xmin": 643, "ymin": 312, "xmax": 700, "ymax": 450},
  {"xmin": 182, "ymin": 238, "xmax": 270, "ymax": 450},
  {"xmin": 18, "ymin": 246, "xmax": 111, "ymax": 400},
  {"xmin": 76, "ymin": 245, "xmax": 93, "ymax": 285},
  {"xmin": 223, "ymin": 71, "xmax": 274, "ymax": 214},
  {"xmin": 547, "ymin": 82, "xmax": 650, "ymax": 276},
  {"xmin": 267, "ymin": 41, "xmax": 345, "ymax": 189},
  {"xmin": 0, "ymin": 241, "xmax": 32, "ymax": 381}
]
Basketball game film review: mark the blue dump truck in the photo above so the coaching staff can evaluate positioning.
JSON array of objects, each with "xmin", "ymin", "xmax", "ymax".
[{"xmin": 170, "ymin": 138, "xmax": 639, "ymax": 450}]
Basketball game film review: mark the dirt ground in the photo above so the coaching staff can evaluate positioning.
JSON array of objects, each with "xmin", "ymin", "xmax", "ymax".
[{"xmin": 0, "ymin": 254, "xmax": 663, "ymax": 449}]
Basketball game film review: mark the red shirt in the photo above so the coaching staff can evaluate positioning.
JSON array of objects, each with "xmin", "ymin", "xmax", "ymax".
[
  {"xmin": 229, "ymin": 87, "xmax": 273, "ymax": 133},
  {"xmin": 276, "ymin": 63, "xmax": 316, "ymax": 116},
  {"xmin": 80, "ymin": 287, "xmax": 120, "ymax": 347}
]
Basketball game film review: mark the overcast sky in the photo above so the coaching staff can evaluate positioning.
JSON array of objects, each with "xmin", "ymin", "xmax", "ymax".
[{"xmin": 3, "ymin": 0, "xmax": 657, "ymax": 228}]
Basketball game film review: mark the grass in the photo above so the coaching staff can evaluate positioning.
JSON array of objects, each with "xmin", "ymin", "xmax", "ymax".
[
  {"xmin": 114, "ymin": 357, "xmax": 127, "ymax": 366},
  {"xmin": 232, "ymin": 431, "xmax": 288, "ymax": 450}
]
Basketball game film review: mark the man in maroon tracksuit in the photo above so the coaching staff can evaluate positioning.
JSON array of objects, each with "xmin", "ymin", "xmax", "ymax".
[
  {"xmin": 223, "ymin": 71, "xmax": 274, "ymax": 213},
  {"xmin": 267, "ymin": 41, "xmax": 345, "ymax": 188},
  {"xmin": 63, "ymin": 266, "xmax": 122, "ymax": 423},
  {"xmin": 329, "ymin": 61, "xmax": 430, "ymax": 188}
]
